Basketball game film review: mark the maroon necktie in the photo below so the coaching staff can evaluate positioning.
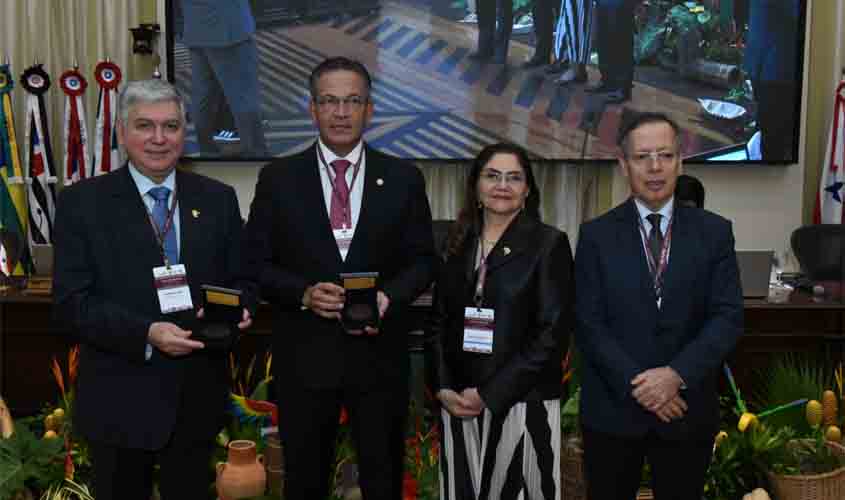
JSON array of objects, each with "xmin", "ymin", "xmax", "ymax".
[{"xmin": 329, "ymin": 159, "xmax": 352, "ymax": 229}]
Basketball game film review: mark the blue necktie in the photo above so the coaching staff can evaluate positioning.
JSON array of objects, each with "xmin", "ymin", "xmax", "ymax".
[{"xmin": 148, "ymin": 186, "xmax": 178, "ymax": 265}]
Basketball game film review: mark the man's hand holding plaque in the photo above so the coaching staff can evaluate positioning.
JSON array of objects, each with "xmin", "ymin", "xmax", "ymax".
[
  {"xmin": 195, "ymin": 285, "xmax": 246, "ymax": 350},
  {"xmin": 340, "ymin": 272, "xmax": 381, "ymax": 335}
]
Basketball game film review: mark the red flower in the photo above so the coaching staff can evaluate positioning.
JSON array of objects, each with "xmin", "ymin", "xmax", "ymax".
[
  {"xmin": 339, "ymin": 407, "xmax": 349, "ymax": 425},
  {"xmin": 403, "ymin": 471, "xmax": 418, "ymax": 500}
]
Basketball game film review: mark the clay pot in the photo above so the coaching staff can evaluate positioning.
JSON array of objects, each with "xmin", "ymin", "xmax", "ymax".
[
  {"xmin": 216, "ymin": 440, "xmax": 267, "ymax": 500},
  {"xmin": 264, "ymin": 431, "xmax": 284, "ymax": 471}
]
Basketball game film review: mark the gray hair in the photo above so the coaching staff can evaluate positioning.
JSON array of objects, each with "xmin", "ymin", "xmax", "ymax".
[{"xmin": 118, "ymin": 79, "xmax": 186, "ymax": 126}]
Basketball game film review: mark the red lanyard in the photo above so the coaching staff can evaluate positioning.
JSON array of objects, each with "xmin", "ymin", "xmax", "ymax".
[
  {"xmin": 144, "ymin": 189, "xmax": 179, "ymax": 268},
  {"xmin": 317, "ymin": 144, "xmax": 363, "ymax": 212},
  {"xmin": 474, "ymin": 238, "xmax": 490, "ymax": 307},
  {"xmin": 637, "ymin": 215, "xmax": 673, "ymax": 298}
]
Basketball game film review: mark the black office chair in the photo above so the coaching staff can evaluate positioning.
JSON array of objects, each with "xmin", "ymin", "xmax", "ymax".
[{"xmin": 790, "ymin": 224, "xmax": 845, "ymax": 281}]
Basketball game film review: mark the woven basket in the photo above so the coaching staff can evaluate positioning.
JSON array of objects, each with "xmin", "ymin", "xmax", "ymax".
[
  {"xmin": 767, "ymin": 440, "xmax": 845, "ymax": 500},
  {"xmin": 562, "ymin": 437, "xmax": 587, "ymax": 500}
]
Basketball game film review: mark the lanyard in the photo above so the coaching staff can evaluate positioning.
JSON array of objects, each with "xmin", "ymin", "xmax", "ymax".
[
  {"xmin": 474, "ymin": 238, "xmax": 490, "ymax": 307},
  {"xmin": 144, "ymin": 189, "xmax": 179, "ymax": 268},
  {"xmin": 317, "ymin": 145, "xmax": 364, "ymax": 223},
  {"xmin": 637, "ymin": 215, "xmax": 673, "ymax": 299}
]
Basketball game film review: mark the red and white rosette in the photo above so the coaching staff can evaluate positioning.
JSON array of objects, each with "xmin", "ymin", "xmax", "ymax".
[
  {"xmin": 59, "ymin": 68, "xmax": 90, "ymax": 185},
  {"xmin": 92, "ymin": 61, "xmax": 122, "ymax": 176},
  {"xmin": 94, "ymin": 61, "xmax": 121, "ymax": 90}
]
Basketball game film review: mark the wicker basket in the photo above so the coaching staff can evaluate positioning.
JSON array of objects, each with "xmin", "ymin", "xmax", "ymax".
[
  {"xmin": 562, "ymin": 437, "xmax": 587, "ymax": 500},
  {"xmin": 767, "ymin": 441, "xmax": 845, "ymax": 500}
]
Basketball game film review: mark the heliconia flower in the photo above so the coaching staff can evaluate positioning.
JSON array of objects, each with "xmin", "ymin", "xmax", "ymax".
[
  {"xmin": 402, "ymin": 471, "xmax": 418, "ymax": 500},
  {"xmin": 67, "ymin": 345, "xmax": 79, "ymax": 386},
  {"xmin": 51, "ymin": 356, "xmax": 66, "ymax": 397}
]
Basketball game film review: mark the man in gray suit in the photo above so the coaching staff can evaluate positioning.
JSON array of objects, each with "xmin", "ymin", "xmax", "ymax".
[{"xmin": 179, "ymin": 0, "xmax": 267, "ymax": 156}]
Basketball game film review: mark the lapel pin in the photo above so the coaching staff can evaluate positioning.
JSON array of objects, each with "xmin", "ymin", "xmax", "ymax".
[
  {"xmin": 192, "ymin": 209, "xmax": 200, "ymax": 218},
  {"xmin": 503, "ymin": 247, "xmax": 511, "ymax": 256},
  {"xmin": 376, "ymin": 178, "xmax": 384, "ymax": 186}
]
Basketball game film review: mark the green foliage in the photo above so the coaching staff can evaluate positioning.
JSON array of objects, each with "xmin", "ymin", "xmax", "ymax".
[
  {"xmin": 778, "ymin": 431, "xmax": 845, "ymax": 476},
  {"xmin": 705, "ymin": 424, "xmax": 795, "ymax": 500},
  {"xmin": 561, "ymin": 387, "xmax": 580, "ymax": 437},
  {"xmin": 635, "ymin": 24, "xmax": 668, "ymax": 64},
  {"xmin": 38, "ymin": 479, "xmax": 94, "ymax": 500},
  {"xmin": 0, "ymin": 425, "xmax": 65, "ymax": 498},
  {"xmin": 751, "ymin": 353, "xmax": 832, "ymax": 435}
]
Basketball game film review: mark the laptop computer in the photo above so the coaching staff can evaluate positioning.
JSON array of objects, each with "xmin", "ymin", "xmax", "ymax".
[
  {"xmin": 736, "ymin": 250, "xmax": 774, "ymax": 298},
  {"xmin": 31, "ymin": 243, "xmax": 54, "ymax": 277}
]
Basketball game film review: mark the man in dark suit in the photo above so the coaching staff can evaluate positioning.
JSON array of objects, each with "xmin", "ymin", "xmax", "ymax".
[
  {"xmin": 574, "ymin": 112, "xmax": 743, "ymax": 499},
  {"xmin": 53, "ymin": 79, "xmax": 254, "ymax": 500},
  {"xmin": 179, "ymin": 0, "xmax": 267, "ymax": 156},
  {"xmin": 744, "ymin": 0, "xmax": 801, "ymax": 161},
  {"xmin": 586, "ymin": 0, "xmax": 638, "ymax": 103},
  {"xmin": 243, "ymin": 57, "xmax": 435, "ymax": 500}
]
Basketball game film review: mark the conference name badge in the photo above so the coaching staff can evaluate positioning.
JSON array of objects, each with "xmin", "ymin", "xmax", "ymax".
[
  {"xmin": 153, "ymin": 264, "xmax": 193, "ymax": 314},
  {"xmin": 463, "ymin": 307, "xmax": 494, "ymax": 354},
  {"xmin": 333, "ymin": 227, "xmax": 354, "ymax": 260}
]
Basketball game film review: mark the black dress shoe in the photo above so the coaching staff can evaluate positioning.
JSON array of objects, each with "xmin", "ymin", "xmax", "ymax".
[{"xmin": 602, "ymin": 88, "xmax": 631, "ymax": 104}]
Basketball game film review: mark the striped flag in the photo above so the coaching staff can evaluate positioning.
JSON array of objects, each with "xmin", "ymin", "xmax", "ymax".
[
  {"xmin": 0, "ymin": 238, "xmax": 9, "ymax": 277},
  {"xmin": 60, "ymin": 68, "xmax": 90, "ymax": 185},
  {"xmin": 92, "ymin": 61, "xmax": 122, "ymax": 176},
  {"xmin": 21, "ymin": 64, "xmax": 58, "ymax": 245},
  {"xmin": 814, "ymin": 79, "xmax": 845, "ymax": 224},
  {"xmin": 0, "ymin": 62, "xmax": 30, "ymax": 276}
]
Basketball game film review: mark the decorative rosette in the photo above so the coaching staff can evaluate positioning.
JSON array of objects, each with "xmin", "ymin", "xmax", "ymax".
[
  {"xmin": 0, "ymin": 64, "xmax": 14, "ymax": 95},
  {"xmin": 20, "ymin": 64, "xmax": 51, "ymax": 95},
  {"xmin": 59, "ymin": 68, "xmax": 87, "ymax": 97},
  {"xmin": 94, "ymin": 61, "xmax": 121, "ymax": 90}
]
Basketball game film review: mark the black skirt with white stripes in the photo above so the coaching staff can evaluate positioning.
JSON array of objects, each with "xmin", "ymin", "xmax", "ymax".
[{"xmin": 439, "ymin": 399, "xmax": 561, "ymax": 500}]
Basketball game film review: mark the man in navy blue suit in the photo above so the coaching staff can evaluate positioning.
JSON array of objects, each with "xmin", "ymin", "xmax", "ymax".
[
  {"xmin": 574, "ymin": 112, "xmax": 743, "ymax": 499},
  {"xmin": 180, "ymin": 0, "xmax": 267, "ymax": 156}
]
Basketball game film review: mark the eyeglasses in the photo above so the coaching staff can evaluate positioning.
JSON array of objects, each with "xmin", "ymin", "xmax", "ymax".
[
  {"xmin": 626, "ymin": 150, "xmax": 679, "ymax": 166},
  {"xmin": 314, "ymin": 95, "xmax": 368, "ymax": 110},
  {"xmin": 480, "ymin": 170, "xmax": 526, "ymax": 186}
]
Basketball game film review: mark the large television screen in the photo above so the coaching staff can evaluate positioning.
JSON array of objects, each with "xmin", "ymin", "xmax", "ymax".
[{"xmin": 166, "ymin": 0, "xmax": 807, "ymax": 163}]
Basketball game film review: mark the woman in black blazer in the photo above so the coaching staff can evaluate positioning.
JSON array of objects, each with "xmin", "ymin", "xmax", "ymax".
[{"xmin": 426, "ymin": 143, "xmax": 573, "ymax": 499}]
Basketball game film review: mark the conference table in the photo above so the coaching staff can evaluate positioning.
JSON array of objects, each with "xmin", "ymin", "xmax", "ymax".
[{"xmin": 1, "ymin": 288, "xmax": 843, "ymax": 417}]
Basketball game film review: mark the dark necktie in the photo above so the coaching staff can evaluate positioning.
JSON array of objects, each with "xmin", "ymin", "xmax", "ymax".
[
  {"xmin": 646, "ymin": 213, "xmax": 663, "ymax": 270},
  {"xmin": 330, "ymin": 159, "xmax": 352, "ymax": 229},
  {"xmin": 148, "ymin": 186, "xmax": 178, "ymax": 265}
]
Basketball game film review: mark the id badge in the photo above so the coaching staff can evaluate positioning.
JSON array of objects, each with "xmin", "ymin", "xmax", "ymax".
[
  {"xmin": 153, "ymin": 264, "xmax": 193, "ymax": 314},
  {"xmin": 463, "ymin": 307, "xmax": 494, "ymax": 354},
  {"xmin": 333, "ymin": 227, "xmax": 354, "ymax": 260}
]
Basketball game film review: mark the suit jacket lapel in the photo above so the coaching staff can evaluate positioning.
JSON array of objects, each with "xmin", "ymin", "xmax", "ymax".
[
  {"xmin": 345, "ymin": 144, "xmax": 382, "ymax": 269},
  {"xmin": 659, "ymin": 207, "xmax": 695, "ymax": 313},
  {"xmin": 111, "ymin": 167, "xmax": 165, "ymax": 271},
  {"xmin": 484, "ymin": 213, "xmax": 534, "ymax": 275},
  {"xmin": 616, "ymin": 199, "xmax": 658, "ymax": 306},
  {"xmin": 176, "ymin": 169, "xmax": 201, "ymax": 271},
  {"xmin": 302, "ymin": 144, "xmax": 344, "ymax": 270}
]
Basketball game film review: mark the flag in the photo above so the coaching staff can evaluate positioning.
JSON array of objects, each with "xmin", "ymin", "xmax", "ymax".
[
  {"xmin": 0, "ymin": 239, "xmax": 9, "ymax": 276},
  {"xmin": 91, "ymin": 61, "xmax": 122, "ymax": 176},
  {"xmin": 21, "ymin": 64, "xmax": 58, "ymax": 245},
  {"xmin": 60, "ymin": 68, "xmax": 90, "ymax": 185},
  {"xmin": 814, "ymin": 79, "xmax": 845, "ymax": 224},
  {"xmin": 0, "ymin": 62, "xmax": 30, "ymax": 276}
]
